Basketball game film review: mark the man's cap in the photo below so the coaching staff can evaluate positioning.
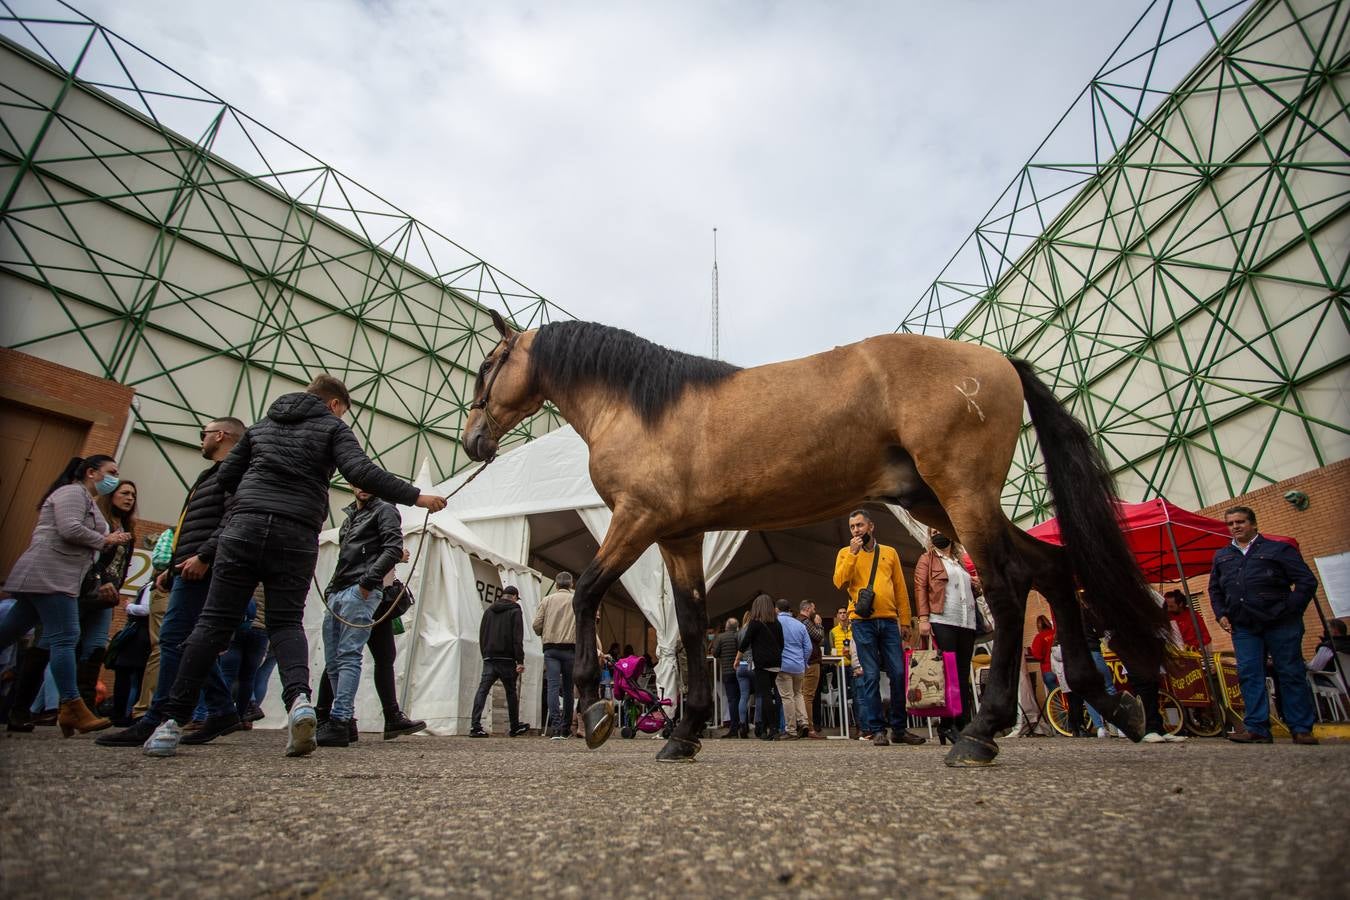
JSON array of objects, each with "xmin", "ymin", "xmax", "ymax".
[{"xmin": 502, "ymin": 585, "xmax": 519, "ymax": 596}]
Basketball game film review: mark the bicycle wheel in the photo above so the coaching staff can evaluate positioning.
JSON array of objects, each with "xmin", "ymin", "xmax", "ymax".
[
  {"xmin": 1159, "ymin": 692, "xmax": 1185, "ymax": 736},
  {"xmin": 1183, "ymin": 705, "xmax": 1224, "ymax": 737},
  {"xmin": 1045, "ymin": 688, "xmax": 1071, "ymax": 736}
]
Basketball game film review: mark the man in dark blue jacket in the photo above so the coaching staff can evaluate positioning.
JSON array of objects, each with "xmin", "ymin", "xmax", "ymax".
[
  {"xmin": 143, "ymin": 375, "xmax": 446, "ymax": 758},
  {"xmin": 97, "ymin": 417, "xmax": 246, "ymax": 748},
  {"xmin": 1209, "ymin": 505, "xmax": 1319, "ymax": 745}
]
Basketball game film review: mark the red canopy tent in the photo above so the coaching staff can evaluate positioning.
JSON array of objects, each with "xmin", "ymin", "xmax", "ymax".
[{"xmin": 1024, "ymin": 496, "xmax": 1298, "ymax": 583}]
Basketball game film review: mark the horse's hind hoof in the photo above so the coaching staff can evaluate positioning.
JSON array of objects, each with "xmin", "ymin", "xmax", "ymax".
[
  {"xmin": 582, "ymin": 701, "xmax": 616, "ymax": 749},
  {"xmin": 943, "ymin": 735, "xmax": 999, "ymax": 767},
  {"xmin": 1108, "ymin": 693, "xmax": 1146, "ymax": 743},
  {"xmin": 655, "ymin": 736, "xmax": 702, "ymax": 763}
]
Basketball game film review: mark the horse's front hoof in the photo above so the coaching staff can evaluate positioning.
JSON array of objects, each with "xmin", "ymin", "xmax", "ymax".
[
  {"xmin": 582, "ymin": 701, "xmax": 615, "ymax": 749},
  {"xmin": 943, "ymin": 734, "xmax": 999, "ymax": 767},
  {"xmin": 655, "ymin": 736, "xmax": 702, "ymax": 763},
  {"xmin": 1109, "ymin": 693, "xmax": 1146, "ymax": 743}
]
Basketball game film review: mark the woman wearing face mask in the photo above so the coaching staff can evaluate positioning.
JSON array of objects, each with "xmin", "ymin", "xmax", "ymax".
[
  {"xmin": 914, "ymin": 529, "xmax": 981, "ymax": 746},
  {"xmin": 0, "ymin": 455, "xmax": 132, "ymax": 735}
]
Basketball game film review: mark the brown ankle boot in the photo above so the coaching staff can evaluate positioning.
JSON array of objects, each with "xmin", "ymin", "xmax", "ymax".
[{"xmin": 58, "ymin": 697, "xmax": 111, "ymax": 737}]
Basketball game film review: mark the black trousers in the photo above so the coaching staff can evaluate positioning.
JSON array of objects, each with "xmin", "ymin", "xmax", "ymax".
[
  {"xmin": 720, "ymin": 671, "xmax": 741, "ymax": 728},
  {"xmin": 752, "ymin": 668, "xmax": 781, "ymax": 737},
  {"xmin": 470, "ymin": 658, "xmax": 520, "ymax": 729},
  {"xmin": 316, "ymin": 608, "xmax": 400, "ymax": 718},
  {"xmin": 162, "ymin": 512, "xmax": 318, "ymax": 724},
  {"xmin": 930, "ymin": 622, "xmax": 977, "ymax": 730}
]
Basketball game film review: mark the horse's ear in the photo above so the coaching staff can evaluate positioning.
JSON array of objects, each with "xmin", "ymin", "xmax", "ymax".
[{"xmin": 489, "ymin": 309, "xmax": 512, "ymax": 338}]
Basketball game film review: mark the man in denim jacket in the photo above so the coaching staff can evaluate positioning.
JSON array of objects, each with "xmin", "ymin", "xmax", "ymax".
[{"xmin": 1208, "ymin": 505, "xmax": 1319, "ymax": 745}]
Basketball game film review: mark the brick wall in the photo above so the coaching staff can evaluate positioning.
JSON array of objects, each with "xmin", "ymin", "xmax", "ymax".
[
  {"xmin": 1024, "ymin": 459, "xmax": 1350, "ymax": 658},
  {"xmin": 0, "ymin": 347, "xmax": 134, "ymax": 457}
]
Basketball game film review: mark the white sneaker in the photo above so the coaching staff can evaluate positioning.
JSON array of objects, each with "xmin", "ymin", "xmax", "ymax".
[
  {"xmin": 143, "ymin": 720, "xmax": 182, "ymax": 757},
  {"xmin": 1161, "ymin": 732, "xmax": 1188, "ymax": 743},
  {"xmin": 286, "ymin": 696, "xmax": 318, "ymax": 758},
  {"xmin": 1141, "ymin": 732, "xmax": 1166, "ymax": 743}
]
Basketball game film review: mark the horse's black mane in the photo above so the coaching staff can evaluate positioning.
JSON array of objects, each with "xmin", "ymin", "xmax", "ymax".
[{"xmin": 529, "ymin": 321, "xmax": 741, "ymax": 425}]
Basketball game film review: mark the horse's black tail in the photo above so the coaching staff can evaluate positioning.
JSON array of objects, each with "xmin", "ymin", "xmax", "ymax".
[{"xmin": 1010, "ymin": 358, "xmax": 1167, "ymax": 674}]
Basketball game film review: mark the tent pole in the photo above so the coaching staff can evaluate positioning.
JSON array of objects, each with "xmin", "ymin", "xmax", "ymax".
[
  {"xmin": 398, "ymin": 530, "xmax": 429, "ymax": 720},
  {"xmin": 1163, "ymin": 521, "xmax": 1232, "ymax": 729}
]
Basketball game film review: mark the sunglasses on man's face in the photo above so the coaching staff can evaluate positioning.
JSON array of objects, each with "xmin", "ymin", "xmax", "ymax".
[{"xmin": 200, "ymin": 429, "xmax": 223, "ymax": 441}]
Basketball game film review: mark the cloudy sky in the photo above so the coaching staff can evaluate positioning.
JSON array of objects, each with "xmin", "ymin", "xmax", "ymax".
[{"xmin": 74, "ymin": 0, "xmax": 1160, "ymax": 366}]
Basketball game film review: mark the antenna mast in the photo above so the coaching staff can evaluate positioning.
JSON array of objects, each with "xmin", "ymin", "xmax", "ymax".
[{"xmin": 711, "ymin": 227, "xmax": 720, "ymax": 360}]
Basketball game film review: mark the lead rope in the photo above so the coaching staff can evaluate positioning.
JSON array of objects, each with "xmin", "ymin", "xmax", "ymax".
[{"xmin": 315, "ymin": 459, "xmax": 493, "ymax": 629}]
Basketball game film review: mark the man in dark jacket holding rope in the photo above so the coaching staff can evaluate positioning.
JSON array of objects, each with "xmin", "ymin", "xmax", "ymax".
[
  {"xmin": 143, "ymin": 375, "xmax": 446, "ymax": 758},
  {"xmin": 315, "ymin": 487, "xmax": 404, "ymax": 748}
]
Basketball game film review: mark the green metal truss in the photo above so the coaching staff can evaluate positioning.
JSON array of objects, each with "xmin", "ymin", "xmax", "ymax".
[
  {"xmin": 0, "ymin": 2, "xmax": 571, "ymax": 526},
  {"xmin": 898, "ymin": 0, "xmax": 1349, "ymax": 526}
]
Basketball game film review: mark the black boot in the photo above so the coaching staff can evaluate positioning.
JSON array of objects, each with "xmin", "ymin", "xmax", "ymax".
[
  {"xmin": 6, "ymin": 646, "xmax": 50, "ymax": 732},
  {"xmin": 77, "ymin": 648, "xmax": 106, "ymax": 711},
  {"xmin": 383, "ymin": 710, "xmax": 426, "ymax": 740},
  {"xmin": 316, "ymin": 717, "xmax": 350, "ymax": 747}
]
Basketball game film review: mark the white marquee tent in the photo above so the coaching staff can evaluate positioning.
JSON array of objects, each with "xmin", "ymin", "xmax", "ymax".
[{"xmin": 259, "ymin": 505, "xmax": 544, "ymax": 736}]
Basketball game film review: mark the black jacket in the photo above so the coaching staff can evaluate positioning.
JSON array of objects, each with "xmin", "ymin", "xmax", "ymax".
[
  {"xmin": 739, "ymin": 619, "xmax": 783, "ymax": 670},
  {"xmin": 1209, "ymin": 536, "xmax": 1318, "ymax": 627},
  {"xmin": 219, "ymin": 392, "xmax": 420, "ymax": 532},
  {"xmin": 171, "ymin": 462, "xmax": 232, "ymax": 569},
  {"xmin": 480, "ymin": 599, "xmax": 524, "ymax": 663},
  {"xmin": 326, "ymin": 497, "xmax": 404, "ymax": 594}
]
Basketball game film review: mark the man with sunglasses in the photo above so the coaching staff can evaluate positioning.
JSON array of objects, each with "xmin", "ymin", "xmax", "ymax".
[{"xmin": 98, "ymin": 417, "xmax": 249, "ymax": 748}]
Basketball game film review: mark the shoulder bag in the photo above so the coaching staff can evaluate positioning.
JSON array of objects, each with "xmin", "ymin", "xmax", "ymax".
[{"xmin": 853, "ymin": 543, "xmax": 882, "ymax": 619}]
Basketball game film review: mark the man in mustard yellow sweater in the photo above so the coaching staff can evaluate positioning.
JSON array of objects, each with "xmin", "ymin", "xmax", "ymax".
[{"xmin": 832, "ymin": 509, "xmax": 925, "ymax": 747}]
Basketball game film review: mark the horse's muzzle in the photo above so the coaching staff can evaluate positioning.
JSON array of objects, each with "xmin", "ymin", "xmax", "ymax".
[{"xmin": 464, "ymin": 429, "xmax": 498, "ymax": 463}]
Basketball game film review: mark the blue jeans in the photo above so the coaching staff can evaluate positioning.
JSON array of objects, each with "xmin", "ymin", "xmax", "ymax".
[
  {"xmin": 253, "ymin": 650, "xmax": 277, "ymax": 704},
  {"xmin": 543, "ymin": 646, "xmax": 575, "ymax": 735},
  {"xmin": 322, "ymin": 584, "xmax": 380, "ymax": 721},
  {"xmin": 0, "ymin": 593, "xmax": 81, "ymax": 702},
  {"xmin": 736, "ymin": 663, "xmax": 752, "ymax": 725},
  {"xmin": 720, "ymin": 670, "xmax": 741, "ymax": 728},
  {"xmin": 1083, "ymin": 649, "xmax": 1115, "ymax": 730},
  {"xmin": 222, "ymin": 625, "xmax": 271, "ymax": 717},
  {"xmin": 79, "ymin": 604, "xmax": 113, "ymax": 662},
  {"xmin": 148, "ymin": 574, "xmax": 234, "ymax": 725},
  {"xmin": 851, "ymin": 618, "xmax": 906, "ymax": 735},
  {"xmin": 1233, "ymin": 615, "xmax": 1315, "ymax": 736}
]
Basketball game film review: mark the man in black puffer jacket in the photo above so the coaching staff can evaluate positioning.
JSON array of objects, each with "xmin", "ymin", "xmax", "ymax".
[
  {"xmin": 469, "ymin": 585, "xmax": 529, "ymax": 737},
  {"xmin": 144, "ymin": 375, "xmax": 446, "ymax": 759}
]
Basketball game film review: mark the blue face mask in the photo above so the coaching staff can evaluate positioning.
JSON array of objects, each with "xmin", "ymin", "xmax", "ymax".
[{"xmin": 95, "ymin": 474, "xmax": 120, "ymax": 496}]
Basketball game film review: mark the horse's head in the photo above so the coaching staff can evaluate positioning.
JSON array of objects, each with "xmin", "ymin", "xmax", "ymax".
[{"xmin": 463, "ymin": 310, "xmax": 542, "ymax": 462}]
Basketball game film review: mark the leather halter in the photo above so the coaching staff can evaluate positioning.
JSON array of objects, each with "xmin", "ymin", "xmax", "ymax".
[{"xmin": 468, "ymin": 333, "xmax": 518, "ymax": 440}]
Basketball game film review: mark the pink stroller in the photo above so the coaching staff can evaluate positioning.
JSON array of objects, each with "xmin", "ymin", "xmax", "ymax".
[{"xmin": 612, "ymin": 655, "xmax": 675, "ymax": 739}]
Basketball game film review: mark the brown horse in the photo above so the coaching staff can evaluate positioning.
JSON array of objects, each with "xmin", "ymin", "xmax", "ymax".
[{"xmin": 463, "ymin": 313, "xmax": 1166, "ymax": 765}]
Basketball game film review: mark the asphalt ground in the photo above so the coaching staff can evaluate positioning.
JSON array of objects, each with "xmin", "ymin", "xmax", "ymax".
[{"xmin": 0, "ymin": 727, "xmax": 1345, "ymax": 899}]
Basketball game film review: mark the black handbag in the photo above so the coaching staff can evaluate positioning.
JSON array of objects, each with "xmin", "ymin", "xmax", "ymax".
[
  {"xmin": 378, "ymin": 578, "xmax": 415, "ymax": 620},
  {"xmin": 78, "ymin": 566, "xmax": 116, "ymax": 609},
  {"xmin": 853, "ymin": 542, "xmax": 882, "ymax": 619}
]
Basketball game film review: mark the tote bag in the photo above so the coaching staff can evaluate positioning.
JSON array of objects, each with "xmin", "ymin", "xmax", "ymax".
[{"xmin": 904, "ymin": 642, "xmax": 962, "ymax": 718}]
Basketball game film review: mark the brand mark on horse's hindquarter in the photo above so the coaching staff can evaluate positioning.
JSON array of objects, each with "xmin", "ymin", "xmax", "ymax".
[{"xmin": 955, "ymin": 377, "xmax": 986, "ymax": 422}]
